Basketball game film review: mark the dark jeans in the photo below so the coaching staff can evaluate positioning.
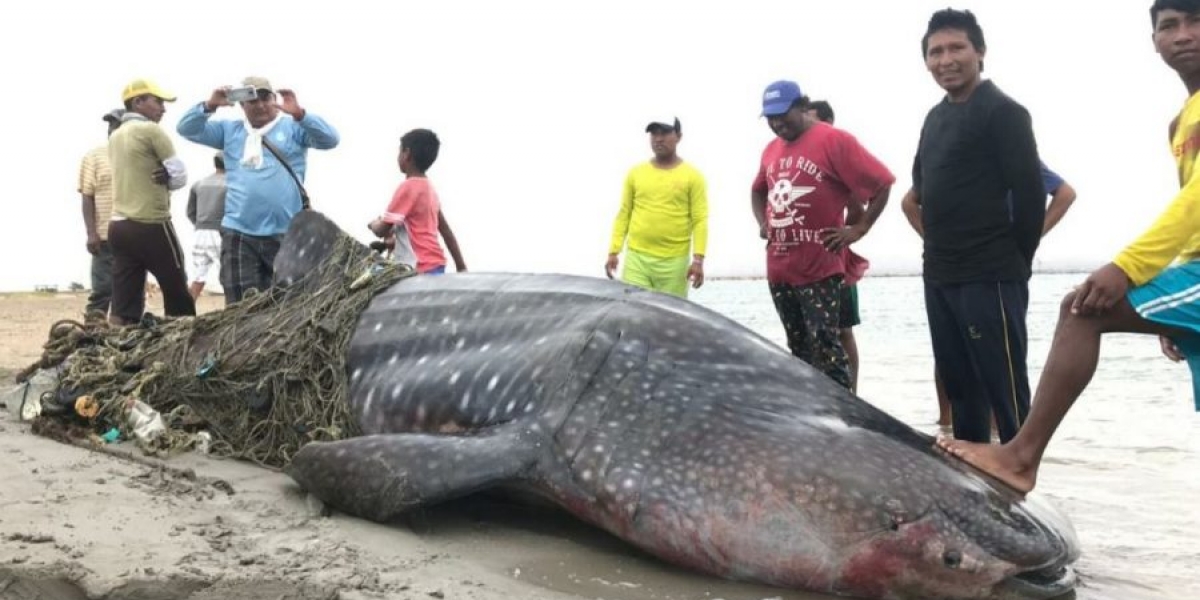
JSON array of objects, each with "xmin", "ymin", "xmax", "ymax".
[
  {"xmin": 108, "ymin": 219, "xmax": 196, "ymax": 323},
  {"xmin": 924, "ymin": 279, "xmax": 1031, "ymax": 443},
  {"xmin": 86, "ymin": 241, "xmax": 113, "ymax": 316},
  {"xmin": 220, "ymin": 229, "xmax": 283, "ymax": 305}
]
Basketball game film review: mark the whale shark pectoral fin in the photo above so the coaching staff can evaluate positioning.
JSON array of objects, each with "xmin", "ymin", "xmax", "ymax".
[{"xmin": 285, "ymin": 429, "xmax": 538, "ymax": 523}]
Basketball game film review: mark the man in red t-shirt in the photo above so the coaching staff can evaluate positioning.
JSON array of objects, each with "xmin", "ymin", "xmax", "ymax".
[{"xmin": 750, "ymin": 80, "xmax": 895, "ymax": 389}]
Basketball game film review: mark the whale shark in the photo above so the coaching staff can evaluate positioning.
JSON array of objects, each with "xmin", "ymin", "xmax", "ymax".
[{"xmin": 262, "ymin": 211, "xmax": 1078, "ymax": 600}]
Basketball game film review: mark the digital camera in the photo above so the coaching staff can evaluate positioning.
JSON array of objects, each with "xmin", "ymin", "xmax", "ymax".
[{"xmin": 226, "ymin": 85, "xmax": 257, "ymax": 103}]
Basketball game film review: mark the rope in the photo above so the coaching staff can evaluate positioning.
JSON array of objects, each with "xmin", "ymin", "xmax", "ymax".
[{"xmin": 20, "ymin": 235, "xmax": 414, "ymax": 469}]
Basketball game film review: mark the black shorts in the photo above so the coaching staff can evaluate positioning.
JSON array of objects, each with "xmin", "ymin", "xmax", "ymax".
[{"xmin": 839, "ymin": 283, "xmax": 860, "ymax": 328}]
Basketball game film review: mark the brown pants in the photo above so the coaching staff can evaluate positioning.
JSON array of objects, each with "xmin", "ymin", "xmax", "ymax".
[{"xmin": 108, "ymin": 219, "xmax": 196, "ymax": 323}]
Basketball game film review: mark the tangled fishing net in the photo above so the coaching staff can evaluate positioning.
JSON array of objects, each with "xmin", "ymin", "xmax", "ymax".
[{"xmin": 15, "ymin": 233, "xmax": 414, "ymax": 469}]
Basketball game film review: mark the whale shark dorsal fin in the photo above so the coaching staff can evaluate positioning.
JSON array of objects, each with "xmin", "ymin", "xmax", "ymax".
[
  {"xmin": 285, "ymin": 427, "xmax": 539, "ymax": 522},
  {"xmin": 273, "ymin": 210, "xmax": 370, "ymax": 288}
]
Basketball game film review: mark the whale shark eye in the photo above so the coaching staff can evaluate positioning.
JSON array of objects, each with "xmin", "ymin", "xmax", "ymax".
[{"xmin": 943, "ymin": 549, "xmax": 963, "ymax": 569}]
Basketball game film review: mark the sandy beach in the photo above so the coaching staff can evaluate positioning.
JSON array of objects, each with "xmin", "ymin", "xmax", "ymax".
[{"xmin": 0, "ymin": 292, "xmax": 818, "ymax": 600}]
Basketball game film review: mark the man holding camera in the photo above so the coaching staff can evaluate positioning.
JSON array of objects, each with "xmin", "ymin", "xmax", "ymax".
[{"xmin": 176, "ymin": 76, "xmax": 340, "ymax": 304}]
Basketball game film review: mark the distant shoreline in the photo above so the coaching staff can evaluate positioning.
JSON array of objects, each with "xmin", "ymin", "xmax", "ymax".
[
  {"xmin": 706, "ymin": 268, "xmax": 1091, "ymax": 282},
  {"xmin": 1, "ymin": 269, "xmax": 1096, "ymax": 294}
]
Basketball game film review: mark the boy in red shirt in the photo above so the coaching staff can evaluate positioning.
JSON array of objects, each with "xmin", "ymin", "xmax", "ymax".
[{"xmin": 370, "ymin": 129, "xmax": 464, "ymax": 274}]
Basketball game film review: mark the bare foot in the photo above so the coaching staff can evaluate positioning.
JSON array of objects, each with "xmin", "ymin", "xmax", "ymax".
[{"xmin": 935, "ymin": 437, "xmax": 1036, "ymax": 495}]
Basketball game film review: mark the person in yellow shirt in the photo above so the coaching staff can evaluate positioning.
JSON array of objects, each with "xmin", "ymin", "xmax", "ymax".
[
  {"xmin": 938, "ymin": 0, "xmax": 1200, "ymax": 494},
  {"xmin": 605, "ymin": 116, "xmax": 708, "ymax": 298}
]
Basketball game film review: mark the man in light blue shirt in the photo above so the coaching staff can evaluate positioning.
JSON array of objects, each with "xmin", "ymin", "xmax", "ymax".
[{"xmin": 176, "ymin": 76, "xmax": 339, "ymax": 304}]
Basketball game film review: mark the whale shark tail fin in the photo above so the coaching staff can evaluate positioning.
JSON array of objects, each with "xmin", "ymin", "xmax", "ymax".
[{"xmin": 273, "ymin": 210, "xmax": 372, "ymax": 289}]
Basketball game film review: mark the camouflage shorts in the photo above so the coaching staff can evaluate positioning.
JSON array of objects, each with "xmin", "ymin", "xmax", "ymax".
[{"xmin": 768, "ymin": 276, "xmax": 851, "ymax": 389}]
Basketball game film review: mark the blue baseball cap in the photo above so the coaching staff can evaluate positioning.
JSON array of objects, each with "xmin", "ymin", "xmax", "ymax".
[{"xmin": 761, "ymin": 80, "xmax": 804, "ymax": 117}]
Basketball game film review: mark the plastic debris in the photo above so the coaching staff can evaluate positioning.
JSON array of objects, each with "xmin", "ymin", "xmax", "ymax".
[{"xmin": 126, "ymin": 399, "xmax": 166, "ymax": 444}]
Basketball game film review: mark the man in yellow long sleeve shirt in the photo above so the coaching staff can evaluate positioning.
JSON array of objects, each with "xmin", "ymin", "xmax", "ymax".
[
  {"xmin": 605, "ymin": 116, "xmax": 708, "ymax": 299},
  {"xmin": 939, "ymin": 0, "xmax": 1200, "ymax": 494}
]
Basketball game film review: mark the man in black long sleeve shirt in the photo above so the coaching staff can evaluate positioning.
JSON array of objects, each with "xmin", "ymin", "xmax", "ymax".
[{"xmin": 908, "ymin": 9, "xmax": 1045, "ymax": 444}]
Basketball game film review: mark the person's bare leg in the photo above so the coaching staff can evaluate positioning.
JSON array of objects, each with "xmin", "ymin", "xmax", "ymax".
[
  {"xmin": 189, "ymin": 281, "xmax": 205, "ymax": 300},
  {"xmin": 935, "ymin": 368, "xmax": 952, "ymax": 427},
  {"xmin": 937, "ymin": 293, "xmax": 1174, "ymax": 493},
  {"xmin": 840, "ymin": 327, "xmax": 859, "ymax": 393}
]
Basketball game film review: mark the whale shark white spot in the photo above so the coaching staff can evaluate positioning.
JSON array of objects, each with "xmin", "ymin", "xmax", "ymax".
[
  {"xmin": 581, "ymin": 469, "xmax": 593, "ymax": 481},
  {"xmin": 804, "ymin": 416, "xmax": 851, "ymax": 432},
  {"xmin": 363, "ymin": 389, "xmax": 375, "ymax": 416},
  {"xmin": 460, "ymin": 391, "xmax": 472, "ymax": 410},
  {"xmin": 450, "ymin": 371, "xmax": 462, "ymax": 385},
  {"xmin": 480, "ymin": 343, "xmax": 492, "ymax": 353},
  {"xmin": 488, "ymin": 375, "xmax": 500, "ymax": 391},
  {"xmin": 505, "ymin": 398, "xmax": 516, "ymax": 414}
]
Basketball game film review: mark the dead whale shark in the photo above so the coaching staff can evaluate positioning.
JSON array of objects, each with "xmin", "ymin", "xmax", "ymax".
[{"xmin": 278, "ymin": 212, "xmax": 1079, "ymax": 600}]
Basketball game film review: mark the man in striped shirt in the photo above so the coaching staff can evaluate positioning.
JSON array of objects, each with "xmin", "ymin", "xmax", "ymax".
[{"xmin": 76, "ymin": 108, "xmax": 124, "ymax": 320}]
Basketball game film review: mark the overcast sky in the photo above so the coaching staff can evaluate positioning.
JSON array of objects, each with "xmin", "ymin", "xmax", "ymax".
[{"xmin": 0, "ymin": 0, "xmax": 1184, "ymax": 291}]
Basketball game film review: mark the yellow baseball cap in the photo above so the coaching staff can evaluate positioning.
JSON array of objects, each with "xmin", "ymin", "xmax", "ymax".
[{"xmin": 120, "ymin": 79, "xmax": 177, "ymax": 103}]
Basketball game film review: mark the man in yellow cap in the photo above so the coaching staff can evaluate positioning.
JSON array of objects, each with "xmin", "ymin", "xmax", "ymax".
[{"xmin": 106, "ymin": 78, "xmax": 194, "ymax": 326}]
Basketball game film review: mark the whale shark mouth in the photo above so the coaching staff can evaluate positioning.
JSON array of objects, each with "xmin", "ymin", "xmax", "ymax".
[{"xmin": 1004, "ymin": 560, "xmax": 1078, "ymax": 599}]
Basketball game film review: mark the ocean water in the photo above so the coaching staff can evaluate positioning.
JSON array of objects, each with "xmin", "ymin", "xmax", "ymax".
[{"xmin": 685, "ymin": 273, "xmax": 1200, "ymax": 600}]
